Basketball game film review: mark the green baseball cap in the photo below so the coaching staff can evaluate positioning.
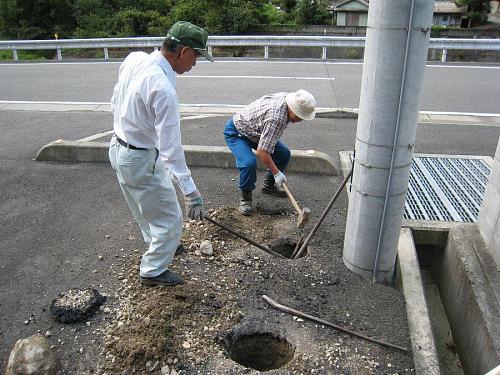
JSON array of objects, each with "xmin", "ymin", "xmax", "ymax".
[{"xmin": 167, "ymin": 21, "xmax": 213, "ymax": 62}]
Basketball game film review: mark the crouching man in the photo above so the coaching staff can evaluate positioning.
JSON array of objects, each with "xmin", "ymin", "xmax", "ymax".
[{"xmin": 224, "ymin": 90, "xmax": 316, "ymax": 216}]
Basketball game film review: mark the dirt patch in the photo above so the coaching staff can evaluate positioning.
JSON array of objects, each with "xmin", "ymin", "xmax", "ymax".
[{"xmin": 96, "ymin": 206, "xmax": 414, "ymax": 374}]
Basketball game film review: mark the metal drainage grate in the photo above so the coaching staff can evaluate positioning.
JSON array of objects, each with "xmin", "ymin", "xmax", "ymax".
[
  {"xmin": 406, "ymin": 156, "xmax": 491, "ymax": 222},
  {"xmin": 351, "ymin": 155, "xmax": 491, "ymax": 223}
]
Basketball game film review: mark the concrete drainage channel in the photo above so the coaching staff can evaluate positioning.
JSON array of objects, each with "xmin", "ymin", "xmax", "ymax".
[
  {"xmin": 398, "ymin": 224, "xmax": 500, "ymax": 375},
  {"xmin": 339, "ymin": 151, "xmax": 500, "ymax": 374}
]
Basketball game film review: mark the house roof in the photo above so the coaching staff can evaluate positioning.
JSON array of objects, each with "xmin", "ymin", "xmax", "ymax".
[
  {"xmin": 334, "ymin": 0, "xmax": 369, "ymax": 12},
  {"xmin": 433, "ymin": 2, "xmax": 467, "ymax": 14}
]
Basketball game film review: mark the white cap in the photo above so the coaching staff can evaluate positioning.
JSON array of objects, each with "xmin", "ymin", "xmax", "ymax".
[{"xmin": 285, "ymin": 90, "xmax": 316, "ymax": 121}]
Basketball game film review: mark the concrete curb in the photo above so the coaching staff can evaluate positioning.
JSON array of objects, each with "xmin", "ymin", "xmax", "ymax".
[
  {"xmin": 397, "ymin": 229, "xmax": 441, "ymax": 375},
  {"xmin": 35, "ymin": 141, "xmax": 339, "ymax": 176}
]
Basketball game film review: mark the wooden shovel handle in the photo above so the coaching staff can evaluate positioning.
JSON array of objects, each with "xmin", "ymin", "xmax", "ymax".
[{"xmin": 282, "ymin": 182, "xmax": 302, "ymax": 214}]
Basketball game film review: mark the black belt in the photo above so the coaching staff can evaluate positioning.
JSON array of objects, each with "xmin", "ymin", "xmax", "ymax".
[{"xmin": 116, "ymin": 136, "xmax": 148, "ymax": 150}]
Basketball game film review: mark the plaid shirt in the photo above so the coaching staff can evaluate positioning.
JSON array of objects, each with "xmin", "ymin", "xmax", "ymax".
[{"xmin": 233, "ymin": 93, "xmax": 289, "ymax": 154}]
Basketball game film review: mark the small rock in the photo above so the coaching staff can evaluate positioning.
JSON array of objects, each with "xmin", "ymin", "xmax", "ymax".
[
  {"xmin": 182, "ymin": 341, "xmax": 191, "ymax": 349},
  {"xmin": 45, "ymin": 331, "xmax": 51, "ymax": 338},
  {"xmin": 161, "ymin": 365, "xmax": 170, "ymax": 375},
  {"xmin": 5, "ymin": 335, "xmax": 56, "ymax": 375},
  {"xmin": 144, "ymin": 317, "xmax": 151, "ymax": 326},
  {"xmin": 199, "ymin": 240, "xmax": 213, "ymax": 256},
  {"xmin": 194, "ymin": 250, "xmax": 202, "ymax": 256},
  {"xmin": 105, "ymin": 235, "xmax": 110, "ymax": 239},
  {"xmin": 79, "ymin": 347, "xmax": 84, "ymax": 354},
  {"xmin": 146, "ymin": 360, "xmax": 159, "ymax": 372}
]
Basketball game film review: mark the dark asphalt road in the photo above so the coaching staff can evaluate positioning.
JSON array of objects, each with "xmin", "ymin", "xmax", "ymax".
[{"xmin": 1, "ymin": 60, "xmax": 499, "ymax": 113}]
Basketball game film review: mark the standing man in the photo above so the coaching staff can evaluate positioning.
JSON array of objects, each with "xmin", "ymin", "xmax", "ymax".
[
  {"xmin": 109, "ymin": 21, "xmax": 213, "ymax": 286},
  {"xmin": 224, "ymin": 90, "xmax": 316, "ymax": 215}
]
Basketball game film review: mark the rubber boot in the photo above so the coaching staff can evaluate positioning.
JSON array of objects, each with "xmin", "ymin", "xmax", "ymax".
[
  {"xmin": 239, "ymin": 190, "xmax": 252, "ymax": 216},
  {"xmin": 261, "ymin": 175, "xmax": 287, "ymax": 198}
]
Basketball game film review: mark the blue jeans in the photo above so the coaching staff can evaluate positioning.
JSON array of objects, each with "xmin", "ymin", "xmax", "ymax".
[{"xmin": 224, "ymin": 118, "xmax": 291, "ymax": 192}]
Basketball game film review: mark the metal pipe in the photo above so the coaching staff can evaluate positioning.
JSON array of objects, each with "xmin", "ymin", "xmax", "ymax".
[
  {"xmin": 204, "ymin": 216, "xmax": 285, "ymax": 259},
  {"xmin": 263, "ymin": 295, "xmax": 408, "ymax": 352}
]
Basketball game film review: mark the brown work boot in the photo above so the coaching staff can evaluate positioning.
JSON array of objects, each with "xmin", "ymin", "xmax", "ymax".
[
  {"xmin": 261, "ymin": 175, "xmax": 287, "ymax": 198},
  {"xmin": 239, "ymin": 190, "xmax": 252, "ymax": 216}
]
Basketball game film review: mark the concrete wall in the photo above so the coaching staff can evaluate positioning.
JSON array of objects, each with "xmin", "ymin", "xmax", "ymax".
[
  {"xmin": 436, "ymin": 225, "xmax": 500, "ymax": 375},
  {"xmin": 478, "ymin": 136, "xmax": 500, "ymax": 271}
]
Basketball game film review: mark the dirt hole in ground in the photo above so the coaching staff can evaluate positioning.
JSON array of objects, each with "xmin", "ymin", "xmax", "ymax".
[
  {"xmin": 226, "ymin": 332, "xmax": 295, "ymax": 371},
  {"xmin": 268, "ymin": 236, "xmax": 307, "ymax": 259}
]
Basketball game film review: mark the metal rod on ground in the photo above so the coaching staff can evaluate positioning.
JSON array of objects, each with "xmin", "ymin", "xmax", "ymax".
[
  {"xmin": 293, "ymin": 168, "xmax": 353, "ymax": 260},
  {"xmin": 262, "ymin": 295, "xmax": 408, "ymax": 353},
  {"xmin": 204, "ymin": 216, "xmax": 285, "ymax": 259},
  {"xmin": 290, "ymin": 235, "xmax": 304, "ymax": 259}
]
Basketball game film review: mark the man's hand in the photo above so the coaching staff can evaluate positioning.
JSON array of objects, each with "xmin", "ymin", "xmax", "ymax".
[
  {"xmin": 184, "ymin": 190, "xmax": 204, "ymax": 220},
  {"xmin": 273, "ymin": 171, "xmax": 287, "ymax": 187}
]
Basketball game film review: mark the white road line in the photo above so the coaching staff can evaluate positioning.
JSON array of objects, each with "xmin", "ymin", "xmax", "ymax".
[
  {"xmin": 1, "ymin": 60, "xmax": 499, "ymax": 69},
  {"xmin": 180, "ymin": 75, "xmax": 335, "ymax": 80},
  {"xmin": 420, "ymin": 110, "xmax": 500, "ymax": 117},
  {"xmin": 181, "ymin": 114, "xmax": 224, "ymax": 120},
  {"xmin": 78, "ymin": 130, "xmax": 114, "ymax": 142}
]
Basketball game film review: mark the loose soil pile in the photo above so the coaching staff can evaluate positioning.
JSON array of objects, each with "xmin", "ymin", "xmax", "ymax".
[{"xmin": 96, "ymin": 205, "xmax": 414, "ymax": 374}]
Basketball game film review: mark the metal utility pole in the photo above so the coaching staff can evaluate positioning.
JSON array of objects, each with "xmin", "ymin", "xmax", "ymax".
[{"xmin": 343, "ymin": 0, "xmax": 434, "ymax": 283}]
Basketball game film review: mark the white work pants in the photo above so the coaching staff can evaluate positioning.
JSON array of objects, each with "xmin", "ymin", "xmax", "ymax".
[{"xmin": 109, "ymin": 137, "xmax": 183, "ymax": 277}]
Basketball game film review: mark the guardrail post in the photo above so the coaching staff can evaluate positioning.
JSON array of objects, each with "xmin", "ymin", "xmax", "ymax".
[
  {"xmin": 104, "ymin": 47, "xmax": 109, "ymax": 60},
  {"xmin": 208, "ymin": 45, "xmax": 212, "ymax": 57},
  {"xmin": 264, "ymin": 45, "xmax": 269, "ymax": 59},
  {"xmin": 441, "ymin": 48, "xmax": 447, "ymax": 62},
  {"xmin": 57, "ymin": 48, "xmax": 62, "ymax": 61},
  {"xmin": 322, "ymin": 46, "xmax": 327, "ymax": 60},
  {"xmin": 13, "ymin": 49, "xmax": 18, "ymax": 61}
]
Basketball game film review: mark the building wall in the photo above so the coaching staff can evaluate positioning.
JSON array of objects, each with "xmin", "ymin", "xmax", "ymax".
[
  {"xmin": 336, "ymin": 11, "xmax": 368, "ymax": 26},
  {"xmin": 478, "ymin": 136, "xmax": 500, "ymax": 271},
  {"xmin": 337, "ymin": 12, "xmax": 346, "ymax": 26},
  {"xmin": 433, "ymin": 14, "xmax": 462, "ymax": 26},
  {"xmin": 359, "ymin": 13, "xmax": 368, "ymax": 26}
]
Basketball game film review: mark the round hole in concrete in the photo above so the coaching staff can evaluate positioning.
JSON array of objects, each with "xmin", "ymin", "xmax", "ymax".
[
  {"xmin": 226, "ymin": 331, "xmax": 295, "ymax": 371},
  {"xmin": 268, "ymin": 236, "xmax": 307, "ymax": 259}
]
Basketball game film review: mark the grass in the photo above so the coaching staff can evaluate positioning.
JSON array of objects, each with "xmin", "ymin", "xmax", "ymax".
[{"xmin": 0, "ymin": 50, "xmax": 48, "ymax": 61}]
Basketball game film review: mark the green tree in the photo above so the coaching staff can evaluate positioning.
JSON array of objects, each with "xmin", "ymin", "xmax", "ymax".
[
  {"xmin": 262, "ymin": 3, "xmax": 287, "ymax": 25},
  {"xmin": 293, "ymin": 0, "xmax": 329, "ymax": 25},
  {"xmin": 110, "ymin": 9, "xmax": 167, "ymax": 36},
  {"xmin": 456, "ymin": 0, "xmax": 491, "ymax": 27},
  {"xmin": 0, "ymin": 0, "xmax": 76, "ymax": 39},
  {"xmin": 167, "ymin": 0, "xmax": 268, "ymax": 34},
  {"xmin": 280, "ymin": 0, "xmax": 297, "ymax": 13}
]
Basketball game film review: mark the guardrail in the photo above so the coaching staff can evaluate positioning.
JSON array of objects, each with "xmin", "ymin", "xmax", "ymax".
[{"xmin": 1, "ymin": 35, "xmax": 499, "ymax": 62}]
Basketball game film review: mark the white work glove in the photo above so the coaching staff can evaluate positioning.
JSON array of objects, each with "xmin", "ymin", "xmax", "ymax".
[
  {"xmin": 184, "ymin": 190, "xmax": 205, "ymax": 220},
  {"xmin": 273, "ymin": 171, "xmax": 287, "ymax": 188}
]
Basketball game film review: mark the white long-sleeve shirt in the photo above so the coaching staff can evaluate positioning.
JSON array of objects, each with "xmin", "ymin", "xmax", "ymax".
[{"xmin": 111, "ymin": 50, "xmax": 196, "ymax": 195}]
